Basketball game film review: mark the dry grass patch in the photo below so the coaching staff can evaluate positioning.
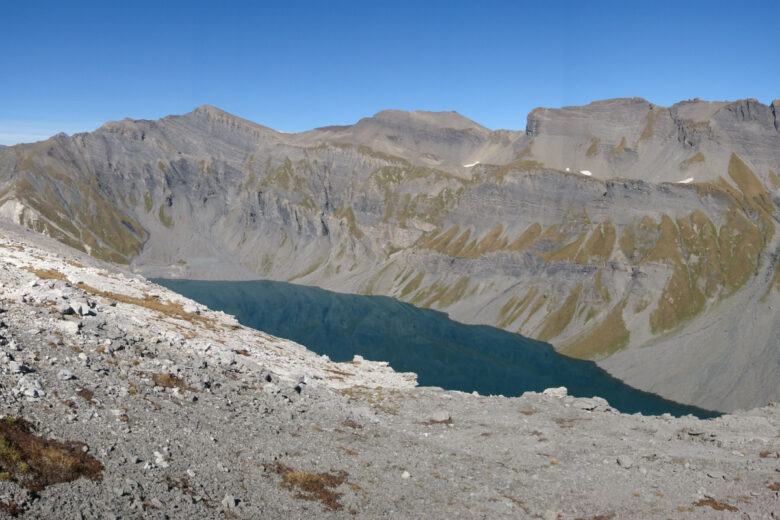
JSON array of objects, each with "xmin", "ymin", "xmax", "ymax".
[
  {"xmin": 76, "ymin": 282, "xmax": 215, "ymax": 326},
  {"xmin": 693, "ymin": 498, "xmax": 738, "ymax": 512},
  {"xmin": 151, "ymin": 373, "xmax": 196, "ymax": 392},
  {"xmin": 324, "ymin": 368, "xmax": 355, "ymax": 377},
  {"xmin": 267, "ymin": 462, "xmax": 348, "ymax": 511},
  {"xmin": 75, "ymin": 388, "xmax": 94, "ymax": 403},
  {"xmin": 339, "ymin": 447, "xmax": 359, "ymax": 456},
  {"xmin": 0, "ymin": 417, "xmax": 102, "ymax": 491},
  {"xmin": 553, "ymin": 417, "xmax": 590, "ymax": 428},
  {"xmin": 680, "ymin": 151, "xmax": 705, "ymax": 169},
  {"xmin": 22, "ymin": 267, "xmax": 67, "ymax": 281},
  {"xmin": 500, "ymin": 493, "xmax": 531, "ymax": 514},
  {"xmin": 0, "ymin": 499, "xmax": 23, "ymax": 516},
  {"xmin": 21, "ymin": 267, "xmax": 214, "ymax": 327}
]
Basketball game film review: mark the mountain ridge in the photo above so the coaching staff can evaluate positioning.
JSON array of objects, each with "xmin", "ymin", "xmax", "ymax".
[{"xmin": 0, "ymin": 98, "xmax": 778, "ymax": 411}]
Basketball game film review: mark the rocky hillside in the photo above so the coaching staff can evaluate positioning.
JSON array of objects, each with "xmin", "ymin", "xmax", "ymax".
[
  {"xmin": 0, "ymin": 222, "xmax": 778, "ymax": 519},
  {"xmin": 0, "ymin": 99, "xmax": 778, "ymax": 411}
]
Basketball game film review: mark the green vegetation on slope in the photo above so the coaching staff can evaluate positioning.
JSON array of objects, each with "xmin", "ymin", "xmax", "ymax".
[
  {"xmin": 537, "ymin": 284, "xmax": 582, "ymax": 342},
  {"xmin": 158, "ymin": 204, "xmax": 174, "ymax": 228},
  {"xmin": 586, "ymin": 137, "xmax": 599, "ymax": 156},
  {"xmin": 563, "ymin": 302, "xmax": 629, "ymax": 359}
]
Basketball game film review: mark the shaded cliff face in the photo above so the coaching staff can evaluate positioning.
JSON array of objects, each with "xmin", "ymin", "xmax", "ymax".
[{"xmin": 0, "ymin": 98, "xmax": 778, "ymax": 411}]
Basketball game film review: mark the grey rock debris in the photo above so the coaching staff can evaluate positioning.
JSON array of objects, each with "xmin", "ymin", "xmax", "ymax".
[{"xmin": 0, "ymin": 205, "xmax": 775, "ymax": 519}]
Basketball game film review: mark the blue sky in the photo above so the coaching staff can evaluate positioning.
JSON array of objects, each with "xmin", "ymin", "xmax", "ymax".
[{"xmin": 1, "ymin": 0, "xmax": 778, "ymax": 145}]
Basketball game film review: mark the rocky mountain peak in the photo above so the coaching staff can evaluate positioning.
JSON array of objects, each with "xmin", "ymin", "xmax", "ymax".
[
  {"xmin": 367, "ymin": 109, "xmax": 489, "ymax": 132},
  {"xmin": 184, "ymin": 104, "xmax": 278, "ymax": 137}
]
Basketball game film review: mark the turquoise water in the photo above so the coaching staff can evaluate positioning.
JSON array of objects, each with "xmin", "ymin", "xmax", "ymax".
[{"xmin": 154, "ymin": 278, "xmax": 719, "ymax": 418}]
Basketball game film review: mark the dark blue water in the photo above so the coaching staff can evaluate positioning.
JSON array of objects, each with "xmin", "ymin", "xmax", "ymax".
[{"xmin": 154, "ymin": 278, "xmax": 719, "ymax": 418}]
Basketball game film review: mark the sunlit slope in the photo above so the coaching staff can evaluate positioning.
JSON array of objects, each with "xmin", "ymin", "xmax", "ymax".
[{"xmin": 0, "ymin": 98, "xmax": 778, "ymax": 410}]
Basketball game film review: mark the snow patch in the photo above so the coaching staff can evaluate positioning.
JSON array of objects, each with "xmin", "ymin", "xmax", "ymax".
[
  {"xmin": 677, "ymin": 177, "xmax": 694, "ymax": 184},
  {"xmin": 579, "ymin": 170, "xmax": 592, "ymax": 176},
  {"xmin": 462, "ymin": 161, "xmax": 480, "ymax": 168}
]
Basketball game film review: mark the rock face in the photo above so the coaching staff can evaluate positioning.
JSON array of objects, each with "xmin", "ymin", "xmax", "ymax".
[
  {"xmin": 0, "ymin": 99, "xmax": 779, "ymax": 411},
  {"xmin": 0, "ymin": 222, "xmax": 779, "ymax": 519}
]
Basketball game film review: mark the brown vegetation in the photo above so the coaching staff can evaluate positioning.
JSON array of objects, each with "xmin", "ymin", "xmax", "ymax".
[
  {"xmin": 267, "ymin": 462, "xmax": 348, "ymax": 511},
  {"xmin": 151, "ymin": 373, "xmax": 196, "ymax": 392},
  {"xmin": 0, "ymin": 417, "xmax": 102, "ymax": 492},
  {"xmin": 693, "ymin": 498, "xmax": 738, "ymax": 512}
]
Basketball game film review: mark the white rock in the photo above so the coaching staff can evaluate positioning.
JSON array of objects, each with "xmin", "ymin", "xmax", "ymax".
[
  {"xmin": 153, "ymin": 450, "xmax": 169, "ymax": 468},
  {"xmin": 8, "ymin": 360, "xmax": 31, "ymax": 374},
  {"xmin": 221, "ymin": 495, "xmax": 237, "ymax": 511},
  {"xmin": 401, "ymin": 471, "xmax": 411, "ymax": 479},
  {"xmin": 55, "ymin": 320, "xmax": 80, "ymax": 335},
  {"xmin": 69, "ymin": 298, "xmax": 93, "ymax": 316},
  {"xmin": 183, "ymin": 303, "xmax": 199, "ymax": 315},
  {"xmin": 542, "ymin": 386, "xmax": 568, "ymax": 398},
  {"xmin": 14, "ymin": 376, "xmax": 44, "ymax": 398},
  {"xmin": 430, "ymin": 410, "xmax": 451, "ymax": 423},
  {"xmin": 57, "ymin": 369, "xmax": 75, "ymax": 380}
]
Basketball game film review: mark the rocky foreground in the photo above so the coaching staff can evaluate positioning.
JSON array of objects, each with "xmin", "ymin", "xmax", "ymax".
[{"xmin": 0, "ymin": 223, "xmax": 777, "ymax": 519}]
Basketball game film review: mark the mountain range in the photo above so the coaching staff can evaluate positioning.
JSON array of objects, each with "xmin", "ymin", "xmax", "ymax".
[{"xmin": 0, "ymin": 98, "xmax": 778, "ymax": 411}]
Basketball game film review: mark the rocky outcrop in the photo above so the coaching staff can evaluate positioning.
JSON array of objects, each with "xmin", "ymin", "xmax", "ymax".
[
  {"xmin": 0, "ymin": 98, "xmax": 778, "ymax": 411},
  {"xmin": 0, "ymin": 222, "xmax": 778, "ymax": 519}
]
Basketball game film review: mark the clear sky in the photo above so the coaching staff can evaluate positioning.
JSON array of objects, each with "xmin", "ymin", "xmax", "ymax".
[{"xmin": 1, "ymin": 0, "xmax": 778, "ymax": 145}]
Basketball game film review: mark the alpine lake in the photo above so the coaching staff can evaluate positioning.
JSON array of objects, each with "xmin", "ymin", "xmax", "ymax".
[{"xmin": 154, "ymin": 279, "xmax": 719, "ymax": 419}]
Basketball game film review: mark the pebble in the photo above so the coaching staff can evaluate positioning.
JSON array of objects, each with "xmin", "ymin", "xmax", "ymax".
[
  {"xmin": 55, "ymin": 321, "xmax": 80, "ymax": 335},
  {"xmin": 14, "ymin": 375, "xmax": 44, "ymax": 398},
  {"xmin": 617, "ymin": 455, "xmax": 633, "ymax": 468},
  {"xmin": 8, "ymin": 360, "xmax": 32, "ymax": 374},
  {"xmin": 430, "ymin": 410, "xmax": 451, "ymax": 422},
  {"xmin": 153, "ymin": 450, "xmax": 170, "ymax": 468},
  {"xmin": 401, "ymin": 471, "xmax": 411, "ymax": 479},
  {"xmin": 221, "ymin": 495, "xmax": 238, "ymax": 511},
  {"xmin": 58, "ymin": 369, "xmax": 75, "ymax": 380}
]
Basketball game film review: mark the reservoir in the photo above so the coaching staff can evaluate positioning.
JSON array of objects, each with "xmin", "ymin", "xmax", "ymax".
[{"xmin": 154, "ymin": 278, "xmax": 719, "ymax": 418}]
